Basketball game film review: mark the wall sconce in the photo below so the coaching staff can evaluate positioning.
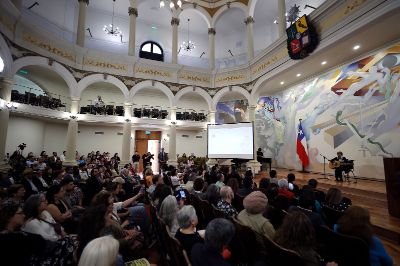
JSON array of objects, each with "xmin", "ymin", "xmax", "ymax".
[
  {"xmin": 70, "ymin": 115, "xmax": 78, "ymax": 119},
  {"xmin": 125, "ymin": 118, "xmax": 131, "ymax": 122},
  {"xmin": 171, "ymin": 121, "xmax": 177, "ymax": 125}
]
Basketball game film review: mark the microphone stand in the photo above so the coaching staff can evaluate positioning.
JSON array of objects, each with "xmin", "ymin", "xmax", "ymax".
[{"xmin": 319, "ymin": 154, "xmax": 330, "ymax": 180}]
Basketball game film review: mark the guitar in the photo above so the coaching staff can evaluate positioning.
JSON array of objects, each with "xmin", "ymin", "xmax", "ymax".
[{"xmin": 329, "ymin": 161, "xmax": 354, "ymax": 169}]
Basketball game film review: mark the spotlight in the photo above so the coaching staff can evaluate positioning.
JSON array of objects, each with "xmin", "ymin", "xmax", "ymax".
[
  {"xmin": 280, "ymin": 81, "xmax": 285, "ymax": 85},
  {"xmin": 353, "ymin": 45, "xmax": 360, "ymax": 50},
  {"xmin": 296, "ymin": 73, "xmax": 301, "ymax": 77},
  {"xmin": 321, "ymin": 61, "xmax": 327, "ymax": 65}
]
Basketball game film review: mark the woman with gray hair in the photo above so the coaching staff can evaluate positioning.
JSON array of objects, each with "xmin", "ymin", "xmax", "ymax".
[
  {"xmin": 175, "ymin": 205, "xmax": 203, "ymax": 255},
  {"xmin": 78, "ymin": 235, "xmax": 119, "ymax": 266},
  {"xmin": 217, "ymin": 186, "xmax": 238, "ymax": 217},
  {"xmin": 159, "ymin": 195, "xmax": 180, "ymax": 235}
]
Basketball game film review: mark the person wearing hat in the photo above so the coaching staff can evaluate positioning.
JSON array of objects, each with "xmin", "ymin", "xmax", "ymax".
[{"xmin": 237, "ymin": 191, "xmax": 275, "ymax": 242}]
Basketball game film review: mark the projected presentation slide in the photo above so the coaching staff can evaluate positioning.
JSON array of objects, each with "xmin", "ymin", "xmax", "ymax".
[{"xmin": 208, "ymin": 123, "xmax": 254, "ymax": 159}]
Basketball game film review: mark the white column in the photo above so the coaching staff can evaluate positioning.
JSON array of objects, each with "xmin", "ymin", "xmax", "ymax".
[
  {"xmin": 278, "ymin": 0, "xmax": 286, "ymax": 38},
  {"xmin": 168, "ymin": 122, "xmax": 178, "ymax": 166},
  {"xmin": 246, "ymin": 104, "xmax": 261, "ymax": 173},
  {"xmin": 128, "ymin": 7, "xmax": 138, "ymax": 56},
  {"xmin": 0, "ymin": 77, "xmax": 14, "ymax": 164},
  {"xmin": 169, "ymin": 106, "xmax": 177, "ymax": 121},
  {"xmin": 121, "ymin": 103, "xmax": 132, "ymax": 165},
  {"xmin": 208, "ymin": 28, "xmax": 216, "ymax": 70},
  {"xmin": 76, "ymin": 0, "xmax": 89, "ymax": 47},
  {"xmin": 245, "ymin": 16, "xmax": 255, "ymax": 61},
  {"xmin": 171, "ymin": 17, "xmax": 180, "ymax": 64},
  {"xmin": 208, "ymin": 110, "xmax": 216, "ymax": 124},
  {"xmin": 64, "ymin": 97, "xmax": 80, "ymax": 166}
]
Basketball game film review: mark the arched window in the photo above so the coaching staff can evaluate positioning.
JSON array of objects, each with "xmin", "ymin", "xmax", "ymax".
[{"xmin": 139, "ymin": 41, "xmax": 164, "ymax": 62}]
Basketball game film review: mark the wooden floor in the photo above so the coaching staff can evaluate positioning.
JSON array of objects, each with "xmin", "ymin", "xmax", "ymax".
[{"xmin": 255, "ymin": 169, "xmax": 400, "ymax": 266}]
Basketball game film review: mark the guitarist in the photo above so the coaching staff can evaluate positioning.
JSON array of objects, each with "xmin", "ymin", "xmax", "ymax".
[{"xmin": 331, "ymin": 151, "xmax": 347, "ymax": 182}]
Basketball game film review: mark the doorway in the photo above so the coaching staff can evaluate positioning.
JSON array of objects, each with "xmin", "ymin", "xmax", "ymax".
[{"xmin": 135, "ymin": 131, "xmax": 161, "ymax": 174}]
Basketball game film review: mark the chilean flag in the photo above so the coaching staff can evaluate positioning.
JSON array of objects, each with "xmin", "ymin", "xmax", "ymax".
[{"xmin": 296, "ymin": 122, "xmax": 309, "ymax": 167}]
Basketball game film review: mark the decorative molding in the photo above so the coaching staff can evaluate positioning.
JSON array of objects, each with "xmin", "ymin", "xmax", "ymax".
[
  {"xmin": 128, "ymin": 7, "xmax": 138, "ymax": 17},
  {"xmin": 103, "ymin": 73, "xmax": 108, "ymax": 80},
  {"xmin": 251, "ymin": 48, "xmax": 287, "ymax": 76},
  {"xmin": 135, "ymin": 66, "xmax": 171, "ymax": 78},
  {"xmin": 83, "ymin": 57, "xmax": 127, "ymax": 71},
  {"xmin": 244, "ymin": 16, "xmax": 254, "ymax": 25},
  {"xmin": 22, "ymin": 33, "xmax": 76, "ymax": 62},
  {"xmin": 208, "ymin": 28, "xmax": 216, "ymax": 35},
  {"xmin": 215, "ymin": 73, "xmax": 245, "ymax": 83},
  {"xmin": 226, "ymin": 2, "xmax": 231, "ymax": 8},
  {"xmin": 171, "ymin": 17, "xmax": 180, "ymax": 26},
  {"xmin": 178, "ymin": 72, "xmax": 210, "ymax": 83},
  {"xmin": 344, "ymin": 0, "xmax": 367, "ymax": 15},
  {"xmin": 48, "ymin": 58, "xmax": 55, "ymax": 66}
]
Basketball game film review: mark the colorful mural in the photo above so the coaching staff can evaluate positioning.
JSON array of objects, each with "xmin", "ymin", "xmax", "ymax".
[
  {"xmin": 216, "ymin": 100, "xmax": 248, "ymax": 124},
  {"xmin": 255, "ymin": 43, "xmax": 400, "ymax": 179}
]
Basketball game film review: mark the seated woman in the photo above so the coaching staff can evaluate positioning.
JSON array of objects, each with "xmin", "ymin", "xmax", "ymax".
[
  {"xmin": 2, "ymin": 184, "xmax": 26, "ymax": 208},
  {"xmin": 159, "ymin": 195, "xmax": 180, "ymax": 235},
  {"xmin": 78, "ymin": 235, "xmax": 120, "ymax": 266},
  {"xmin": 217, "ymin": 186, "xmax": 238, "ymax": 217},
  {"xmin": 335, "ymin": 206, "xmax": 393, "ymax": 266},
  {"xmin": 175, "ymin": 205, "xmax": 204, "ymax": 255},
  {"xmin": 237, "ymin": 191, "xmax": 275, "ymax": 241},
  {"xmin": 204, "ymin": 184, "xmax": 220, "ymax": 206},
  {"xmin": 91, "ymin": 190, "xmax": 147, "ymax": 232},
  {"xmin": 274, "ymin": 211, "xmax": 321, "ymax": 266},
  {"xmin": 323, "ymin": 188, "xmax": 351, "ymax": 212},
  {"xmin": 0, "ymin": 204, "xmax": 46, "ymax": 266},
  {"xmin": 46, "ymin": 184, "xmax": 76, "ymax": 234},
  {"xmin": 23, "ymin": 194, "xmax": 75, "ymax": 265}
]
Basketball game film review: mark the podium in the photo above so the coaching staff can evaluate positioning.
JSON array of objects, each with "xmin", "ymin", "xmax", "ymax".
[{"xmin": 383, "ymin": 158, "xmax": 400, "ymax": 218}]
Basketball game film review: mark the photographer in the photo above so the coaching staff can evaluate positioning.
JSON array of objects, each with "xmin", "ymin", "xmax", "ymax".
[{"xmin": 142, "ymin": 152, "xmax": 154, "ymax": 169}]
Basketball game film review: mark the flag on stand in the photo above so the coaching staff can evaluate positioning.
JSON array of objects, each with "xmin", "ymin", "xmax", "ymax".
[{"xmin": 296, "ymin": 121, "xmax": 309, "ymax": 167}]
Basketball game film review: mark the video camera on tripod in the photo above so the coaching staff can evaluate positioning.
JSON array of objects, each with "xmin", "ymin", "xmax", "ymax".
[{"xmin": 17, "ymin": 143, "xmax": 27, "ymax": 151}]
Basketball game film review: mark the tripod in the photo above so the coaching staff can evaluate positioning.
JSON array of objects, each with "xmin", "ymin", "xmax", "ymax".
[{"xmin": 319, "ymin": 154, "xmax": 330, "ymax": 180}]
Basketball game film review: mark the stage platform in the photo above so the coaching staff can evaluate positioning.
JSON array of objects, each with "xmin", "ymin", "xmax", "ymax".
[{"xmin": 255, "ymin": 168, "xmax": 400, "ymax": 265}]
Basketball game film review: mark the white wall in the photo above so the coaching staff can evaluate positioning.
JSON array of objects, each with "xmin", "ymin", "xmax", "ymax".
[
  {"xmin": 162, "ymin": 129, "xmax": 207, "ymax": 157},
  {"xmin": 6, "ymin": 116, "xmax": 45, "ymax": 156}
]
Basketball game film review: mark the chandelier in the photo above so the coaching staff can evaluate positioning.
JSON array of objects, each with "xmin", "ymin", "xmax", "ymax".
[
  {"xmin": 103, "ymin": 0, "xmax": 121, "ymax": 36},
  {"xmin": 160, "ymin": 0, "xmax": 182, "ymax": 9},
  {"xmin": 180, "ymin": 19, "xmax": 195, "ymax": 52}
]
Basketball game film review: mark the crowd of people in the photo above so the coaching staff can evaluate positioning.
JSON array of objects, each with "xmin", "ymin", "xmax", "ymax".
[{"xmin": 0, "ymin": 149, "xmax": 393, "ymax": 266}]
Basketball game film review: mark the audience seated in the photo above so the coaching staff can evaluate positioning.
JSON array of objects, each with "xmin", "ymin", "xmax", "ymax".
[
  {"xmin": 159, "ymin": 195, "xmax": 180, "ymax": 235},
  {"xmin": 237, "ymin": 176, "xmax": 254, "ymax": 197},
  {"xmin": 287, "ymin": 173, "xmax": 300, "ymax": 196},
  {"xmin": 323, "ymin": 187, "xmax": 351, "ymax": 212},
  {"xmin": 237, "ymin": 191, "xmax": 275, "ymax": 243},
  {"xmin": 78, "ymin": 235, "xmax": 120, "ymax": 266},
  {"xmin": 0, "ymin": 204, "xmax": 47, "ymax": 266},
  {"xmin": 335, "ymin": 206, "xmax": 393, "ymax": 266},
  {"xmin": 204, "ymin": 184, "xmax": 220, "ymax": 206},
  {"xmin": 277, "ymin": 179, "xmax": 295, "ymax": 200},
  {"xmin": 175, "ymin": 205, "xmax": 204, "ymax": 255},
  {"xmin": 275, "ymin": 211, "xmax": 321, "ymax": 266},
  {"xmin": 21, "ymin": 168, "xmax": 46, "ymax": 199},
  {"xmin": 46, "ymin": 184, "xmax": 76, "ymax": 234},
  {"xmin": 191, "ymin": 218, "xmax": 235, "ymax": 266},
  {"xmin": 217, "ymin": 186, "xmax": 238, "ymax": 217},
  {"xmin": 2, "ymin": 184, "xmax": 25, "ymax": 208}
]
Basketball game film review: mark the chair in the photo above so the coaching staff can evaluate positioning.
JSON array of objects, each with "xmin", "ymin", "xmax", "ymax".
[
  {"xmin": 176, "ymin": 112, "xmax": 183, "ymax": 120},
  {"xmin": 229, "ymin": 216, "xmax": 262, "ymax": 265},
  {"xmin": 198, "ymin": 199, "xmax": 215, "ymax": 227},
  {"xmin": 233, "ymin": 193, "xmax": 244, "ymax": 212},
  {"xmin": 115, "ymin": 106, "xmax": 124, "ymax": 116},
  {"xmin": 143, "ymin": 108, "xmax": 151, "ymax": 117},
  {"xmin": 211, "ymin": 204, "xmax": 225, "ymax": 218},
  {"xmin": 183, "ymin": 111, "xmax": 190, "ymax": 120},
  {"xmin": 133, "ymin": 108, "xmax": 142, "ymax": 118},
  {"xmin": 316, "ymin": 226, "xmax": 370, "ymax": 266},
  {"xmin": 151, "ymin": 108, "xmax": 159, "ymax": 118},
  {"xmin": 105, "ymin": 105, "xmax": 114, "ymax": 115},
  {"xmin": 167, "ymin": 234, "xmax": 192, "ymax": 266},
  {"xmin": 322, "ymin": 205, "xmax": 344, "ymax": 229},
  {"xmin": 257, "ymin": 231, "xmax": 305, "ymax": 266}
]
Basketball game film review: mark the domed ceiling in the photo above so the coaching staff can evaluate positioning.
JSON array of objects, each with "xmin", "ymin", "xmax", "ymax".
[{"xmin": 21, "ymin": 0, "xmax": 325, "ymax": 68}]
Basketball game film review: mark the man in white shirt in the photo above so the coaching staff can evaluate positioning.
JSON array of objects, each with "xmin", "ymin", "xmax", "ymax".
[{"xmin": 60, "ymin": 151, "xmax": 66, "ymax": 162}]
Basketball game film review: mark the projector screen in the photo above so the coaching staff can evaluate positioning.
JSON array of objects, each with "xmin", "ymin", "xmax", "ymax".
[{"xmin": 208, "ymin": 123, "xmax": 254, "ymax": 159}]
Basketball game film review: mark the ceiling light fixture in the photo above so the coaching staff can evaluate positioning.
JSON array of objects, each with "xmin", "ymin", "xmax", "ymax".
[
  {"xmin": 353, "ymin": 45, "xmax": 360, "ymax": 50},
  {"xmin": 280, "ymin": 81, "xmax": 285, "ymax": 85},
  {"xmin": 103, "ymin": 0, "xmax": 122, "ymax": 37},
  {"xmin": 160, "ymin": 0, "xmax": 182, "ymax": 9},
  {"xmin": 180, "ymin": 19, "xmax": 195, "ymax": 52},
  {"xmin": 321, "ymin": 61, "xmax": 327, "ymax": 65},
  {"xmin": 296, "ymin": 73, "xmax": 301, "ymax": 77}
]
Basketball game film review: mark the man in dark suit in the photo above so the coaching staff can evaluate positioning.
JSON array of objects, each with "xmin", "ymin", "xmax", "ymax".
[{"xmin": 158, "ymin": 148, "xmax": 168, "ymax": 172}]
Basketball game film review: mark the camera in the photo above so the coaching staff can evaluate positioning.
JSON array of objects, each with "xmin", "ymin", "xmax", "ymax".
[{"xmin": 18, "ymin": 143, "xmax": 27, "ymax": 150}]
